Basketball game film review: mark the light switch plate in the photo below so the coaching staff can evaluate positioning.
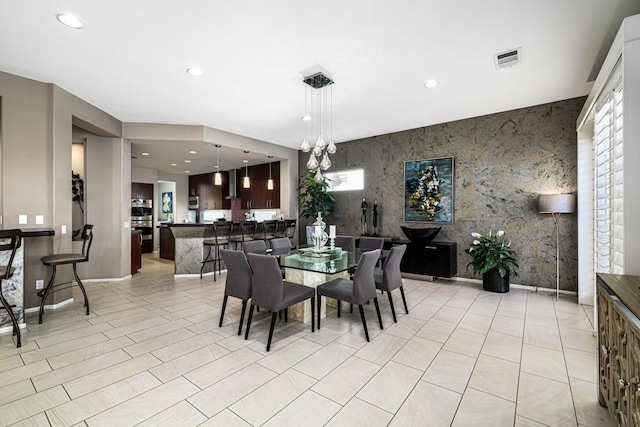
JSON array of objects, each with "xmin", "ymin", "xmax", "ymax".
[
  {"xmin": 36, "ymin": 280, "xmax": 44, "ymax": 290},
  {"xmin": 36, "ymin": 215, "xmax": 44, "ymax": 225},
  {"xmin": 61, "ymin": 225, "xmax": 67, "ymax": 234},
  {"xmin": 19, "ymin": 215, "xmax": 27, "ymax": 224},
  {"xmin": 124, "ymin": 221, "xmax": 130, "ymax": 229}
]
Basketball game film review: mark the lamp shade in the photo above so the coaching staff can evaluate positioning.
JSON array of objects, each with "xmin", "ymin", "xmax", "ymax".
[{"xmin": 537, "ymin": 194, "xmax": 576, "ymax": 214}]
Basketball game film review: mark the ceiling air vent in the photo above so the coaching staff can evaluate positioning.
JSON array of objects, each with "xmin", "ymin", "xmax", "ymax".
[{"xmin": 494, "ymin": 48, "xmax": 521, "ymax": 70}]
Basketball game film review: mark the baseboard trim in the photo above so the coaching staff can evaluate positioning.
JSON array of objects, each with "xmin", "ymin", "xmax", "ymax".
[
  {"xmin": 402, "ymin": 273, "xmax": 577, "ymax": 296},
  {"xmin": 24, "ymin": 298, "xmax": 74, "ymax": 313},
  {"xmin": 84, "ymin": 276, "xmax": 131, "ymax": 283}
]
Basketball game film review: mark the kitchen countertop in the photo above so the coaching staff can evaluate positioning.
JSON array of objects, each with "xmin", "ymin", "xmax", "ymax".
[{"xmin": 0, "ymin": 228, "xmax": 55, "ymax": 238}]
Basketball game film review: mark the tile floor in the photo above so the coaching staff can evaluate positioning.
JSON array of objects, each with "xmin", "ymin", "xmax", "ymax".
[{"xmin": 0, "ymin": 254, "xmax": 614, "ymax": 426}]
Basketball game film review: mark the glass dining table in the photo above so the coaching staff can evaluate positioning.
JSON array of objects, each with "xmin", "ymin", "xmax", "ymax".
[{"xmin": 279, "ymin": 247, "xmax": 387, "ymax": 323}]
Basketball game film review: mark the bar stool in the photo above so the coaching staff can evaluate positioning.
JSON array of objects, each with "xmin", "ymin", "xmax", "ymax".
[
  {"xmin": 39, "ymin": 224, "xmax": 93, "ymax": 324},
  {"xmin": 262, "ymin": 220, "xmax": 278, "ymax": 244},
  {"xmin": 201, "ymin": 221, "xmax": 232, "ymax": 280},
  {"xmin": 230, "ymin": 220, "xmax": 257, "ymax": 250},
  {"xmin": 0, "ymin": 229, "xmax": 23, "ymax": 347}
]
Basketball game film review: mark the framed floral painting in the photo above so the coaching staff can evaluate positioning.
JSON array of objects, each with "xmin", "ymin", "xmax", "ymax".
[{"xmin": 404, "ymin": 157, "xmax": 454, "ymax": 223}]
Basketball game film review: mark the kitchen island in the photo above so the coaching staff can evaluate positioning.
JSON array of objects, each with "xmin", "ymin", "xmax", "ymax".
[{"xmin": 163, "ymin": 224, "xmax": 212, "ymax": 276}]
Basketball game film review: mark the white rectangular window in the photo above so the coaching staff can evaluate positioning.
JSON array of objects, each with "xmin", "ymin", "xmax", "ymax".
[
  {"xmin": 324, "ymin": 169, "xmax": 364, "ymax": 192},
  {"xmin": 593, "ymin": 78, "xmax": 623, "ymax": 274}
]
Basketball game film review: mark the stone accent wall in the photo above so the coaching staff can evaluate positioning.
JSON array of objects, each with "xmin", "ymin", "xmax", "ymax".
[{"xmin": 299, "ymin": 97, "xmax": 584, "ymax": 291}]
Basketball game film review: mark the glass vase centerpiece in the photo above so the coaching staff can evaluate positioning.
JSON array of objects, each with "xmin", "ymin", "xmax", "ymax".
[{"xmin": 311, "ymin": 212, "xmax": 329, "ymax": 251}]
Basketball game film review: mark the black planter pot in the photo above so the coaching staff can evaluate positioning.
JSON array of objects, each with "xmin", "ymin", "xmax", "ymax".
[{"xmin": 482, "ymin": 270, "xmax": 510, "ymax": 293}]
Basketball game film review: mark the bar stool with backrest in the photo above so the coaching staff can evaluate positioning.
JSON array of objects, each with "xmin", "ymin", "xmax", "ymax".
[
  {"xmin": 374, "ymin": 244, "xmax": 408, "ymax": 323},
  {"xmin": 201, "ymin": 221, "xmax": 232, "ymax": 280},
  {"xmin": 317, "ymin": 249, "xmax": 382, "ymax": 342},
  {"xmin": 245, "ymin": 253, "xmax": 315, "ymax": 351},
  {"xmin": 218, "ymin": 249, "xmax": 252, "ymax": 336},
  {"xmin": 275, "ymin": 220, "xmax": 287, "ymax": 238},
  {"xmin": 262, "ymin": 220, "xmax": 278, "ymax": 244},
  {"xmin": 39, "ymin": 224, "xmax": 93, "ymax": 324},
  {"xmin": 230, "ymin": 220, "xmax": 257, "ymax": 250},
  {"xmin": 283, "ymin": 219, "xmax": 297, "ymax": 246},
  {"xmin": 0, "ymin": 229, "xmax": 23, "ymax": 347}
]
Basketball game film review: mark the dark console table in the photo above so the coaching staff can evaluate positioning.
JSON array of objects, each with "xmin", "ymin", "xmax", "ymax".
[{"xmin": 400, "ymin": 240, "xmax": 457, "ymax": 278}]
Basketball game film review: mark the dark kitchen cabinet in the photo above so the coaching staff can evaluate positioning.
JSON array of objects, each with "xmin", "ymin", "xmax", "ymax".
[
  {"xmin": 241, "ymin": 161, "xmax": 280, "ymax": 209},
  {"xmin": 132, "ymin": 182, "xmax": 153, "ymax": 199},
  {"xmin": 189, "ymin": 172, "xmax": 230, "ymax": 215},
  {"xmin": 159, "ymin": 226, "xmax": 175, "ymax": 260},
  {"xmin": 131, "ymin": 231, "xmax": 142, "ymax": 274}
]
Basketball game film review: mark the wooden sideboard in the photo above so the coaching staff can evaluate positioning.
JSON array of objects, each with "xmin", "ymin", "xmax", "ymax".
[
  {"xmin": 597, "ymin": 273, "xmax": 640, "ymax": 426},
  {"xmin": 399, "ymin": 240, "xmax": 457, "ymax": 278}
]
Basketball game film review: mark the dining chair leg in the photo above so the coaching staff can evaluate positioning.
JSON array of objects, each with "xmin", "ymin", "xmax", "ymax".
[
  {"xmin": 317, "ymin": 296, "xmax": 322, "ymax": 329},
  {"xmin": 311, "ymin": 297, "xmax": 315, "ymax": 332},
  {"xmin": 266, "ymin": 312, "xmax": 278, "ymax": 351},
  {"xmin": 238, "ymin": 299, "xmax": 248, "ymax": 335},
  {"xmin": 284, "ymin": 307, "xmax": 288, "ymax": 323},
  {"xmin": 279, "ymin": 311, "xmax": 282, "ymax": 320},
  {"xmin": 373, "ymin": 297, "xmax": 383, "ymax": 330},
  {"xmin": 399, "ymin": 285, "xmax": 409, "ymax": 314},
  {"xmin": 387, "ymin": 291, "xmax": 397, "ymax": 323},
  {"xmin": 337, "ymin": 300, "xmax": 341, "ymax": 318},
  {"xmin": 350, "ymin": 303, "xmax": 353, "ymax": 313},
  {"xmin": 244, "ymin": 304, "xmax": 255, "ymax": 340},
  {"xmin": 358, "ymin": 305, "xmax": 370, "ymax": 342},
  {"xmin": 219, "ymin": 295, "xmax": 228, "ymax": 327}
]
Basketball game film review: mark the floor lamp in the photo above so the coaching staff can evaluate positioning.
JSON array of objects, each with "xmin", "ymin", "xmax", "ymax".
[{"xmin": 537, "ymin": 194, "xmax": 576, "ymax": 300}]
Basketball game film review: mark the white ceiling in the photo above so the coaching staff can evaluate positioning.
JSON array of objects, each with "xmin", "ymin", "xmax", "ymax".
[{"xmin": 2, "ymin": 1, "xmax": 640, "ymax": 175}]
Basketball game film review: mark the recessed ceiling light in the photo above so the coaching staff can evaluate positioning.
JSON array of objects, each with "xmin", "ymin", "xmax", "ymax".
[
  {"xmin": 185, "ymin": 170, "xmax": 191, "ymax": 173},
  {"xmin": 141, "ymin": 152, "xmax": 149, "ymax": 156},
  {"xmin": 57, "ymin": 13, "xmax": 84, "ymax": 29},
  {"xmin": 243, "ymin": 160, "xmax": 249, "ymax": 163},
  {"xmin": 184, "ymin": 160, "xmax": 191, "ymax": 163},
  {"xmin": 186, "ymin": 67, "xmax": 203, "ymax": 77},
  {"xmin": 302, "ymin": 115, "xmax": 312, "ymax": 121},
  {"xmin": 189, "ymin": 150, "xmax": 197, "ymax": 154},
  {"xmin": 171, "ymin": 163, "xmax": 177, "ymax": 166},
  {"xmin": 424, "ymin": 80, "xmax": 439, "ymax": 88},
  {"xmin": 214, "ymin": 165, "xmax": 219, "ymax": 169}
]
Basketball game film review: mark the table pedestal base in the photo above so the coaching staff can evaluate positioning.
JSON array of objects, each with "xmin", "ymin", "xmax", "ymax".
[{"xmin": 285, "ymin": 268, "xmax": 349, "ymax": 323}]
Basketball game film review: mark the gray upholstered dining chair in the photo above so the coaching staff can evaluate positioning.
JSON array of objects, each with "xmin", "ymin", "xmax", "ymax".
[
  {"xmin": 358, "ymin": 236, "xmax": 384, "ymax": 251},
  {"xmin": 269, "ymin": 237, "xmax": 292, "ymax": 256},
  {"xmin": 317, "ymin": 249, "xmax": 382, "ymax": 342},
  {"xmin": 0, "ymin": 229, "xmax": 23, "ymax": 347},
  {"xmin": 334, "ymin": 235, "xmax": 356, "ymax": 252},
  {"xmin": 242, "ymin": 239, "xmax": 267, "ymax": 255},
  {"xmin": 244, "ymin": 253, "xmax": 315, "ymax": 351},
  {"xmin": 218, "ymin": 249, "xmax": 252, "ymax": 336},
  {"xmin": 374, "ymin": 244, "xmax": 408, "ymax": 323}
]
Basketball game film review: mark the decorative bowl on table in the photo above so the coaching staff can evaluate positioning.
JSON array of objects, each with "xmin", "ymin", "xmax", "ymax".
[{"xmin": 400, "ymin": 226, "xmax": 441, "ymax": 243}]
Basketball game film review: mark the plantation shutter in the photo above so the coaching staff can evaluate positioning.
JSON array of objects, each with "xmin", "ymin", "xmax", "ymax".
[{"xmin": 593, "ymin": 76, "xmax": 624, "ymax": 274}]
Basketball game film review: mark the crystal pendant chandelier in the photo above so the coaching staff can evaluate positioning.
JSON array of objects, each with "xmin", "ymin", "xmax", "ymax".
[{"xmin": 301, "ymin": 72, "xmax": 335, "ymax": 182}]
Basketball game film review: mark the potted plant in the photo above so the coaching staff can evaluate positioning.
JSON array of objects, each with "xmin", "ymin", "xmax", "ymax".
[
  {"xmin": 298, "ymin": 171, "xmax": 335, "ymax": 243},
  {"xmin": 465, "ymin": 230, "xmax": 519, "ymax": 293}
]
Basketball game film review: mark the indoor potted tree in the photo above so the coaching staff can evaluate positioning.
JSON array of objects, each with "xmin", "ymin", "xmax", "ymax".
[
  {"xmin": 298, "ymin": 171, "xmax": 335, "ymax": 243},
  {"xmin": 465, "ymin": 230, "xmax": 518, "ymax": 293}
]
